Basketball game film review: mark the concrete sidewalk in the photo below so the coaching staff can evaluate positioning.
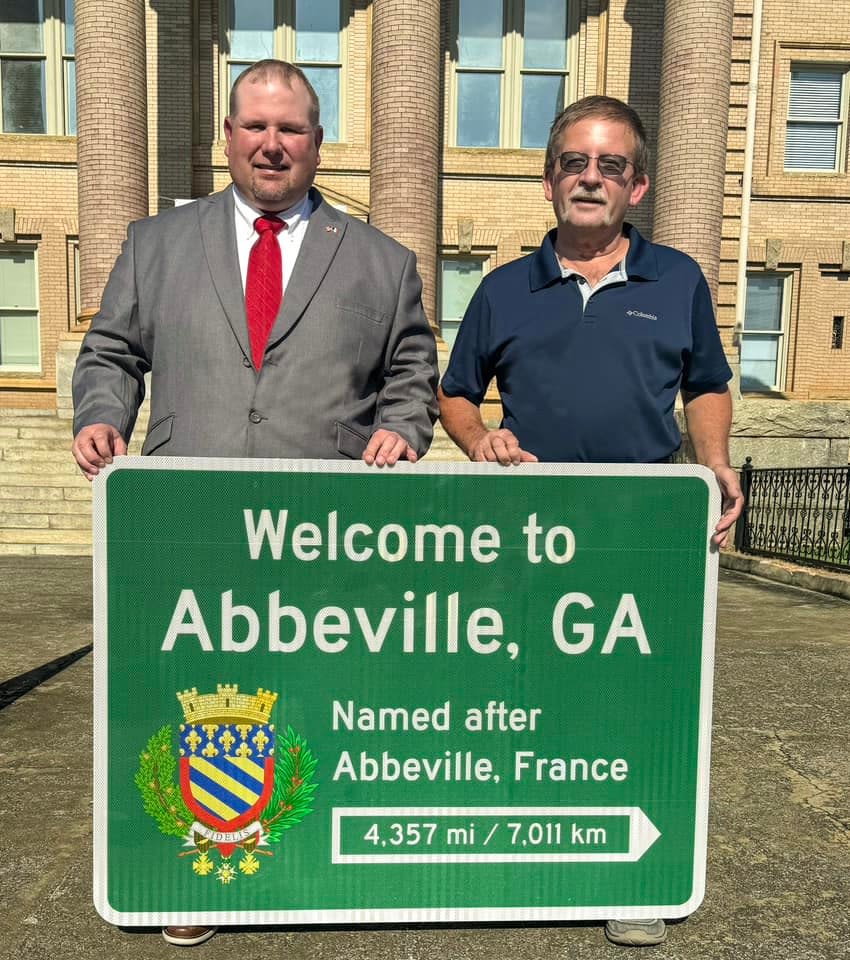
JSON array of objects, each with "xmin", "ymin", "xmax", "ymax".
[{"xmin": 0, "ymin": 559, "xmax": 847, "ymax": 960}]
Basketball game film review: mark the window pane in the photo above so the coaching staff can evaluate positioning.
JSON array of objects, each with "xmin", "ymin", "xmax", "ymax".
[
  {"xmin": 740, "ymin": 335, "xmax": 779, "ymax": 391},
  {"xmin": 441, "ymin": 257, "xmax": 484, "ymax": 346},
  {"xmin": 0, "ymin": 0, "xmax": 43, "ymax": 53},
  {"xmin": 230, "ymin": 62, "xmax": 250, "ymax": 94},
  {"xmin": 457, "ymin": 72, "xmax": 500, "ymax": 147},
  {"xmin": 744, "ymin": 276, "xmax": 783, "ymax": 331},
  {"xmin": 65, "ymin": 57, "xmax": 75, "ymax": 134},
  {"xmin": 0, "ymin": 312, "xmax": 39, "ymax": 367},
  {"xmin": 0, "ymin": 251, "xmax": 37, "ymax": 307},
  {"xmin": 524, "ymin": 0, "xmax": 567, "ymax": 69},
  {"xmin": 785, "ymin": 122, "xmax": 839, "ymax": 170},
  {"xmin": 521, "ymin": 74, "xmax": 564, "ymax": 148},
  {"xmin": 458, "ymin": 0, "xmax": 502, "ymax": 68},
  {"xmin": 441, "ymin": 258, "xmax": 483, "ymax": 319},
  {"xmin": 442, "ymin": 318, "xmax": 462, "ymax": 347},
  {"xmin": 64, "ymin": 0, "xmax": 74, "ymax": 54},
  {"xmin": 2, "ymin": 59, "xmax": 45, "ymax": 133},
  {"xmin": 296, "ymin": 0, "xmax": 339, "ymax": 62},
  {"xmin": 301, "ymin": 65, "xmax": 338, "ymax": 141},
  {"xmin": 789, "ymin": 69, "xmax": 842, "ymax": 119},
  {"xmin": 228, "ymin": 0, "xmax": 273, "ymax": 61}
]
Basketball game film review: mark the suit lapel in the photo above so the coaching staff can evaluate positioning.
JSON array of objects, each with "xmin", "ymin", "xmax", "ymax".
[
  {"xmin": 266, "ymin": 189, "xmax": 347, "ymax": 348},
  {"xmin": 198, "ymin": 186, "xmax": 252, "ymax": 359}
]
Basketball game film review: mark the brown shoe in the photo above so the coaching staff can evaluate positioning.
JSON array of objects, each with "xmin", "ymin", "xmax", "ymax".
[{"xmin": 162, "ymin": 926, "xmax": 217, "ymax": 947}]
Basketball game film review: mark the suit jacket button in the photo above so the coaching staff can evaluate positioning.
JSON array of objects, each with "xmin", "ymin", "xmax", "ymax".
[{"xmin": 249, "ymin": 410, "xmax": 262, "ymax": 424}]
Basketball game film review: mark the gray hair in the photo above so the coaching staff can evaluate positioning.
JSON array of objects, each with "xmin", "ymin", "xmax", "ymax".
[{"xmin": 544, "ymin": 96, "xmax": 649, "ymax": 178}]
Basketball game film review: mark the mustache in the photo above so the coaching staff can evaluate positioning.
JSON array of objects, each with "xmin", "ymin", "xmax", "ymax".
[{"xmin": 570, "ymin": 191, "xmax": 606, "ymax": 204}]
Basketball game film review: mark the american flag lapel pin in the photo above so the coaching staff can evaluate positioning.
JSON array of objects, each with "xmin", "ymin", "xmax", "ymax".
[{"xmin": 325, "ymin": 224, "xmax": 339, "ymax": 234}]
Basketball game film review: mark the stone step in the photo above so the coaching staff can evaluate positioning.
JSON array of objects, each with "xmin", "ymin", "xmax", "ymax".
[
  {"xmin": 0, "ymin": 422, "xmax": 74, "ymax": 439},
  {"xmin": 2, "ymin": 447, "xmax": 92, "ymax": 464},
  {"xmin": 0, "ymin": 409, "xmax": 94, "ymax": 553},
  {"xmin": 0, "ymin": 497, "xmax": 93, "ymax": 514},
  {"xmin": 0, "ymin": 474, "xmax": 91, "ymax": 500},
  {"xmin": 0, "ymin": 436, "xmax": 73, "ymax": 449},
  {"xmin": 0, "ymin": 510, "xmax": 91, "ymax": 529},
  {"xmin": 0, "ymin": 527, "xmax": 91, "ymax": 545},
  {"xmin": 0, "ymin": 542, "xmax": 92, "ymax": 556}
]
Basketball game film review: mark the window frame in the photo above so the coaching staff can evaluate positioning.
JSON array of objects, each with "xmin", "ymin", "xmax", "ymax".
[
  {"xmin": 218, "ymin": 0, "xmax": 347, "ymax": 143},
  {"xmin": 784, "ymin": 63, "xmax": 849, "ymax": 173},
  {"xmin": 0, "ymin": 0, "xmax": 75, "ymax": 136},
  {"xmin": 448, "ymin": 0, "xmax": 577, "ymax": 151},
  {"xmin": 740, "ymin": 271, "xmax": 792, "ymax": 394},
  {"xmin": 0, "ymin": 245, "xmax": 41, "ymax": 373}
]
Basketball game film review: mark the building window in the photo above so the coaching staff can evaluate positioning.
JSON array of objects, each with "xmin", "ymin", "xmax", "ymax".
[
  {"xmin": 452, "ymin": 0, "xmax": 572, "ymax": 149},
  {"xmin": 223, "ymin": 0, "xmax": 342, "ymax": 141},
  {"xmin": 741, "ymin": 274, "xmax": 790, "ymax": 392},
  {"xmin": 440, "ymin": 256, "xmax": 487, "ymax": 347},
  {"xmin": 0, "ymin": 248, "xmax": 40, "ymax": 371},
  {"xmin": 784, "ymin": 66, "xmax": 847, "ymax": 172},
  {"xmin": 0, "ymin": 0, "xmax": 75, "ymax": 135}
]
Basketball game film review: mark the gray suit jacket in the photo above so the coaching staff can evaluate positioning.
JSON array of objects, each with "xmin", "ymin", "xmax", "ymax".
[{"xmin": 72, "ymin": 187, "xmax": 438, "ymax": 459}]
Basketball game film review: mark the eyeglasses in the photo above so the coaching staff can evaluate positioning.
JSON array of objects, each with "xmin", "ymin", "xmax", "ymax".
[{"xmin": 558, "ymin": 151, "xmax": 634, "ymax": 178}]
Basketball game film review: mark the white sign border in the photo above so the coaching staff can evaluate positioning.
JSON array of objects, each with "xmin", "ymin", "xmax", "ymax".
[{"xmin": 92, "ymin": 457, "xmax": 720, "ymax": 926}]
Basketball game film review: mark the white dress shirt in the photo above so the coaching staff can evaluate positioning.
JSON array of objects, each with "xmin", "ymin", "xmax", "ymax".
[{"xmin": 232, "ymin": 186, "xmax": 313, "ymax": 294}]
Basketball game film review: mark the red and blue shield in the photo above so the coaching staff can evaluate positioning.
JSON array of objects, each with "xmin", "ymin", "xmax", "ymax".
[{"xmin": 179, "ymin": 722, "xmax": 275, "ymax": 844}]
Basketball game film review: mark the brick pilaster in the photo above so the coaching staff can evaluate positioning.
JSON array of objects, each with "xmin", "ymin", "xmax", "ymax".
[
  {"xmin": 75, "ymin": 0, "xmax": 149, "ymax": 322},
  {"xmin": 369, "ymin": 0, "xmax": 441, "ymax": 330},
  {"xmin": 653, "ymin": 0, "xmax": 734, "ymax": 304}
]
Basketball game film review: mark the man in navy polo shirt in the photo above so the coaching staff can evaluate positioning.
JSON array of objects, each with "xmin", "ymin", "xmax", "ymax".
[
  {"xmin": 439, "ymin": 96, "xmax": 743, "ymax": 947},
  {"xmin": 439, "ymin": 95, "xmax": 742, "ymax": 554}
]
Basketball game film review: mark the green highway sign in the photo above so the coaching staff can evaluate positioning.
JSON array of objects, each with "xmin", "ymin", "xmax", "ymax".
[{"xmin": 93, "ymin": 459, "xmax": 719, "ymax": 925}]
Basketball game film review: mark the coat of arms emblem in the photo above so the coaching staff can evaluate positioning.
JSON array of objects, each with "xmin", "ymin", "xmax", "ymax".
[{"xmin": 135, "ymin": 684, "xmax": 316, "ymax": 884}]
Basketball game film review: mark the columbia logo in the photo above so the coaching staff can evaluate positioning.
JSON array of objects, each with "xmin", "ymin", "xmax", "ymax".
[{"xmin": 626, "ymin": 309, "xmax": 658, "ymax": 321}]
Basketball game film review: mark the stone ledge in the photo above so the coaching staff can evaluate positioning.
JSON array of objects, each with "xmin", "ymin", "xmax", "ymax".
[
  {"xmin": 732, "ymin": 399, "xmax": 850, "ymax": 439},
  {"xmin": 720, "ymin": 550, "xmax": 850, "ymax": 602}
]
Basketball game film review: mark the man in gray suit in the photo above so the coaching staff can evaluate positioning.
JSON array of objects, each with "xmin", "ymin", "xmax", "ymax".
[{"xmin": 72, "ymin": 59, "xmax": 438, "ymax": 480}]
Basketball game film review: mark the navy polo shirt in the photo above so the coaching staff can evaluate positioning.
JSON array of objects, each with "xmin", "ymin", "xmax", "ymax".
[{"xmin": 440, "ymin": 224, "xmax": 733, "ymax": 463}]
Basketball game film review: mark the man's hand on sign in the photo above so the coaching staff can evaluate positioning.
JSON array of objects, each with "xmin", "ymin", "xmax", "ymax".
[
  {"xmin": 72, "ymin": 423, "xmax": 127, "ymax": 481},
  {"xmin": 710, "ymin": 464, "xmax": 744, "ymax": 549},
  {"xmin": 363, "ymin": 428, "xmax": 418, "ymax": 467},
  {"xmin": 469, "ymin": 428, "xmax": 538, "ymax": 466}
]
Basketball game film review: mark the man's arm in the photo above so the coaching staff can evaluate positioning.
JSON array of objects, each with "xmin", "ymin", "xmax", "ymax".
[
  {"xmin": 682, "ymin": 387, "xmax": 743, "ymax": 548},
  {"xmin": 438, "ymin": 387, "xmax": 537, "ymax": 465},
  {"xmin": 366, "ymin": 250, "xmax": 439, "ymax": 466},
  {"xmin": 71, "ymin": 224, "xmax": 150, "ymax": 479}
]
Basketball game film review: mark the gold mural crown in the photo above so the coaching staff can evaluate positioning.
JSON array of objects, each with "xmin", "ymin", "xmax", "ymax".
[{"xmin": 177, "ymin": 684, "xmax": 278, "ymax": 725}]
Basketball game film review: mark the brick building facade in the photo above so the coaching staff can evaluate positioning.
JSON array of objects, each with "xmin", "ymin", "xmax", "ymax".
[{"xmin": 1, "ymin": 0, "xmax": 848, "ymax": 465}]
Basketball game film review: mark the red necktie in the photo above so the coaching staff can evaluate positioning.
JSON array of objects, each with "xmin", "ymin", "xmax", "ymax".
[{"xmin": 246, "ymin": 214, "xmax": 285, "ymax": 369}]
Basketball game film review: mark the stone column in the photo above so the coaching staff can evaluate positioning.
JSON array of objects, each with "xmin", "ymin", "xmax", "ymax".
[
  {"xmin": 58, "ymin": 0, "xmax": 149, "ymax": 416},
  {"xmin": 653, "ymin": 0, "xmax": 734, "ymax": 303},
  {"xmin": 75, "ymin": 0, "xmax": 149, "ymax": 324},
  {"xmin": 369, "ymin": 0, "xmax": 441, "ymax": 330}
]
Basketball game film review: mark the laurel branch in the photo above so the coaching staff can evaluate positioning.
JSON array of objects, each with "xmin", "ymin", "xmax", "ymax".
[
  {"xmin": 261, "ymin": 725, "xmax": 318, "ymax": 842},
  {"xmin": 135, "ymin": 725, "xmax": 194, "ymax": 837}
]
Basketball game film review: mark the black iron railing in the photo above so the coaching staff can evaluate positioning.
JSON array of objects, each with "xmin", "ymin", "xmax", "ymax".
[{"xmin": 735, "ymin": 459, "xmax": 850, "ymax": 573}]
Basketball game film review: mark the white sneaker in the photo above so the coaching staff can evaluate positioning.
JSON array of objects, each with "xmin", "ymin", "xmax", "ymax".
[{"xmin": 605, "ymin": 918, "xmax": 667, "ymax": 946}]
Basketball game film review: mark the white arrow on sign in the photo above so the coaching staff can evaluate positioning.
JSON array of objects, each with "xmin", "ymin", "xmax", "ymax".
[{"xmin": 332, "ymin": 805, "xmax": 662, "ymax": 864}]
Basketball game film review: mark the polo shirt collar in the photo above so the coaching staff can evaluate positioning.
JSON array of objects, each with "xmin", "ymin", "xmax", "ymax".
[
  {"xmin": 530, "ymin": 222, "xmax": 659, "ymax": 291},
  {"xmin": 621, "ymin": 222, "xmax": 659, "ymax": 281}
]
